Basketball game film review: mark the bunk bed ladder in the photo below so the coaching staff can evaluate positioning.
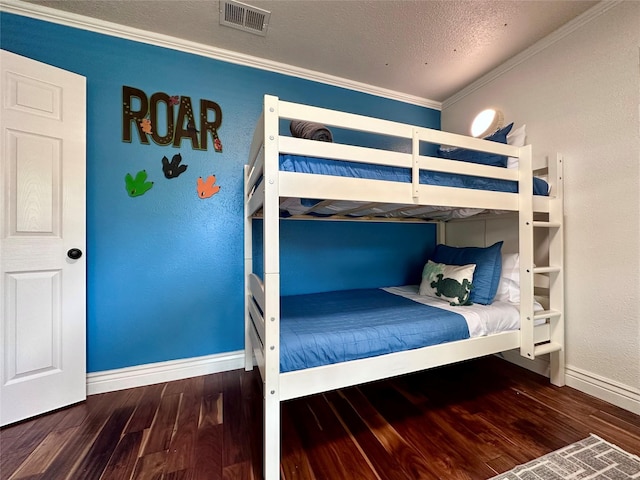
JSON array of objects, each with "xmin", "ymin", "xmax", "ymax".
[{"xmin": 519, "ymin": 152, "xmax": 565, "ymax": 387}]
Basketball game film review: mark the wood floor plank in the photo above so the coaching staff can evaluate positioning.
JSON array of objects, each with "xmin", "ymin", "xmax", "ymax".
[
  {"xmin": 222, "ymin": 371, "xmax": 250, "ymax": 468},
  {"xmin": 280, "ymin": 400, "xmax": 316, "ymax": 480},
  {"xmin": 33, "ymin": 430, "xmax": 100, "ymax": 480},
  {"xmin": 131, "ymin": 450, "xmax": 166, "ymax": 480},
  {"xmin": 9, "ymin": 474, "xmax": 43, "ymax": 480},
  {"xmin": 482, "ymin": 386, "xmax": 588, "ymax": 451},
  {"xmin": 1, "ymin": 446, "xmax": 35, "ymax": 480},
  {"xmin": 286, "ymin": 395, "xmax": 379, "ymax": 479},
  {"xmin": 334, "ymin": 387, "xmax": 441, "ymax": 479},
  {"xmin": 191, "ymin": 373, "xmax": 225, "ymax": 480},
  {"xmin": 7, "ymin": 427, "xmax": 78, "ymax": 479},
  {"xmin": 475, "ymin": 390, "xmax": 564, "ymax": 459},
  {"xmin": 324, "ymin": 390, "xmax": 432, "ymax": 480},
  {"xmin": 485, "ymin": 452, "xmax": 520, "ymax": 478},
  {"xmin": 193, "ymin": 423, "xmax": 223, "ymax": 480},
  {"xmin": 51, "ymin": 401, "xmax": 91, "ymax": 432},
  {"xmin": 358, "ymin": 381, "xmax": 476, "ymax": 479},
  {"xmin": 99, "ymin": 430, "xmax": 144, "ymax": 480},
  {"xmin": 586, "ymin": 414, "xmax": 640, "ymax": 456},
  {"xmin": 125, "ymin": 383, "xmax": 166, "ymax": 434},
  {"xmin": 36, "ymin": 392, "xmax": 120, "ymax": 480},
  {"xmin": 222, "ymin": 461, "xmax": 255, "ymax": 480},
  {"xmin": 509, "ymin": 375, "xmax": 640, "ymax": 456},
  {"xmin": 446, "ymin": 406, "xmax": 534, "ymax": 466},
  {"xmin": 199, "ymin": 390, "xmax": 223, "ymax": 429},
  {"xmin": 421, "ymin": 407, "xmax": 504, "ymax": 479},
  {"xmin": 239, "ymin": 370, "xmax": 263, "ymax": 480},
  {"xmin": 476, "ymin": 376, "xmax": 581, "ymax": 446},
  {"xmin": 591, "ymin": 409, "xmax": 640, "ymax": 440},
  {"xmin": 142, "ymin": 393, "xmax": 181, "ymax": 455},
  {"xmin": 512, "ymin": 366, "xmax": 633, "ymax": 423},
  {"xmin": 71, "ymin": 405, "xmax": 136, "ymax": 480},
  {"xmin": 1, "ymin": 405, "xmax": 73, "ymax": 479},
  {"xmin": 164, "ymin": 469, "xmax": 189, "ymax": 480},
  {"xmin": 163, "ymin": 377, "xmax": 196, "ymax": 397},
  {"xmin": 164, "ymin": 377, "xmax": 204, "ymax": 475}
]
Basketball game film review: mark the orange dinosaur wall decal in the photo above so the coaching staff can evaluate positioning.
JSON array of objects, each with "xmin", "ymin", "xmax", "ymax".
[{"xmin": 197, "ymin": 175, "xmax": 221, "ymax": 199}]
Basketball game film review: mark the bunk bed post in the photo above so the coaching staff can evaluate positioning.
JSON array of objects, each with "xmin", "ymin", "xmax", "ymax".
[
  {"xmin": 411, "ymin": 128, "xmax": 420, "ymax": 200},
  {"xmin": 244, "ymin": 165, "xmax": 254, "ymax": 371},
  {"xmin": 262, "ymin": 95, "xmax": 282, "ymax": 480},
  {"xmin": 518, "ymin": 145, "xmax": 536, "ymax": 360},
  {"xmin": 436, "ymin": 221, "xmax": 446, "ymax": 245}
]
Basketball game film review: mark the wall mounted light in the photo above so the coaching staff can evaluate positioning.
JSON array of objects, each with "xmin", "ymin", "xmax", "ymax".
[{"xmin": 470, "ymin": 108, "xmax": 504, "ymax": 138}]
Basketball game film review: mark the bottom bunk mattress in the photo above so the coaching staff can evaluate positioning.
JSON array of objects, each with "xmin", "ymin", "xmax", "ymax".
[{"xmin": 279, "ymin": 285, "xmax": 526, "ymax": 373}]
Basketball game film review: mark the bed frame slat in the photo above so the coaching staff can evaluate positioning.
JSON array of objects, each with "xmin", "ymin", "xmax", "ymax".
[
  {"xmin": 248, "ymin": 111, "xmax": 264, "ymax": 172},
  {"xmin": 279, "ymin": 100, "xmax": 414, "ymax": 138},
  {"xmin": 279, "ymin": 135, "xmax": 412, "ymax": 167},
  {"xmin": 249, "ymin": 273, "xmax": 265, "ymax": 312},
  {"xmin": 246, "ymin": 148, "xmax": 265, "ymax": 195},
  {"xmin": 279, "ymin": 171, "xmax": 520, "ymax": 211},
  {"xmin": 247, "ymin": 181, "xmax": 265, "ymax": 217},
  {"xmin": 248, "ymin": 299, "xmax": 265, "ymax": 347}
]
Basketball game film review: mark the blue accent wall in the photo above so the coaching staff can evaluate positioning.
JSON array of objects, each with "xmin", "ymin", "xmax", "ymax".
[
  {"xmin": 253, "ymin": 220, "xmax": 437, "ymax": 296},
  {"xmin": 0, "ymin": 12, "xmax": 440, "ymax": 372}
]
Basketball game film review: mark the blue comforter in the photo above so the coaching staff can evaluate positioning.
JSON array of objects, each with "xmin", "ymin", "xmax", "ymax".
[
  {"xmin": 279, "ymin": 154, "xmax": 549, "ymax": 195},
  {"xmin": 280, "ymin": 288, "xmax": 470, "ymax": 372}
]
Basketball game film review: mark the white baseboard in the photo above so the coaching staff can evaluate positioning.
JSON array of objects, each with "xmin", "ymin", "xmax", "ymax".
[
  {"xmin": 565, "ymin": 365, "xmax": 640, "ymax": 416},
  {"xmin": 498, "ymin": 350, "xmax": 640, "ymax": 415},
  {"xmin": 86, "ymin": 350, "xmax": 245, "ymax": 395}
]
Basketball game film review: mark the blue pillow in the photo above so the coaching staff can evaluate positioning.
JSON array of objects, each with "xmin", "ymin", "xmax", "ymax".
[
  {"xmin": 437, "ymin": 123, "xmax": 514, "ymax": 168},
  {"xmin": 431, "ymin": 241, "xmax": 503, "ymax": 305}
]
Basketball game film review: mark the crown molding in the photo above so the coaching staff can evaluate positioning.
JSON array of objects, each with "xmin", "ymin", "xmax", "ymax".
[
  {"xmin": 442, "ymin": 0, "xmax": 623, "ymax": 109},
  {"xmin": 0, "ymin": 0, "xmax": 441, "ymax": 111}
]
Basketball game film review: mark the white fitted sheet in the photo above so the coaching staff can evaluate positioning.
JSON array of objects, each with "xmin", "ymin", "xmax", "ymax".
[{"xmin": 382, "ymin": 285, "xmax": 544, "ymax": 338}]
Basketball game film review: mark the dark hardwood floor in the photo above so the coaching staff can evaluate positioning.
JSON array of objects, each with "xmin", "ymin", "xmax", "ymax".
[{"xmin": 1, "ymin": 356, "xmax": 639, "ymax": 480}]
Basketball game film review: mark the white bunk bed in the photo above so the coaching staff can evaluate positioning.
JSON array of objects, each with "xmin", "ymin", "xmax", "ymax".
[{"xmin": 244, "ymin": 95, "xmax": 565, "ymax": 479}]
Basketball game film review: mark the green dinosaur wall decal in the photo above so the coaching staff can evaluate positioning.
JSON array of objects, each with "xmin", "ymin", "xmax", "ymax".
[{"xmin": 125, "ymin": 170, "xmax": 154, "ymax": 197}]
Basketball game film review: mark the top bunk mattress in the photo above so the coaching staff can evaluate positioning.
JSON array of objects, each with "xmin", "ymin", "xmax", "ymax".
[
  {"xmin": 278, "ymin": 154, "xmax": 549, "ymax": 219},
  {"xmin": 279, "ymin": 154, "xmax": 550, "ymax": 196}
]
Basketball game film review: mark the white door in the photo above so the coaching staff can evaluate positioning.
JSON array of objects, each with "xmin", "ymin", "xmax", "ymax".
[{"xmin": 0, "ymin": 50, "xmax": 86, "ymax": 426}]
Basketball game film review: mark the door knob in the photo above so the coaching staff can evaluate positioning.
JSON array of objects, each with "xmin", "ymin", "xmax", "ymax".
[{"xmin": 67, "ymin": 248, "xmax": 83, "ymax": 260}]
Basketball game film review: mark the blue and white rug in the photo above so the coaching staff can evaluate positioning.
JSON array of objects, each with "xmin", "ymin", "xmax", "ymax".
[{"xmin": 490, "ymin": 434, "xmax": 640, "ymax": 479}]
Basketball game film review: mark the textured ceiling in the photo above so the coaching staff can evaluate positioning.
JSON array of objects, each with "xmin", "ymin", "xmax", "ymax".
[{"xmin": 19, "ymin": 0, "xmax": 598, "ymax": 102}]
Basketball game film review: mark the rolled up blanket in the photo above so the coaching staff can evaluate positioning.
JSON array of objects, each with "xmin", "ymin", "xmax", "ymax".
[{"xmin": 289, "ymin": 120, "xmax": 333, "ymax": 142}]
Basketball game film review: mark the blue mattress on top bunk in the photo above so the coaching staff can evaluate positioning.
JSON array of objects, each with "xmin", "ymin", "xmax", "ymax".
[
  {"xmin": 280, "ymin": 288, "xmax": 470, "ymax": 373},
  {"xmin": 279, "ymin": 154, "xmax": 549, "ymax": 195}
]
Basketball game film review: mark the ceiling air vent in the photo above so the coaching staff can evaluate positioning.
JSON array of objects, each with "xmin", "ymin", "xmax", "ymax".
[{"xmin": 220, "ymin": 0, "xmax": 271, "ymax": 36}]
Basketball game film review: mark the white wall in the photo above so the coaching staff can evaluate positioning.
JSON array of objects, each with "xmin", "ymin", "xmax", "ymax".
[{"xmin": 442, "ymin": 1, "xmax": 640, "ymax": 413}]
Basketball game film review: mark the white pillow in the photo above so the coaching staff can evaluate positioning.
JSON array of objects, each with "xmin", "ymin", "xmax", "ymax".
[
  {"xmin": 495, "ymin": 253, "xmax": 520, "ymax": 303},
  {"xmin": 419, "ymin": 260, "xmax": 476, "ymax": 306},
  {"xmin": 506, "ymin": 124, "xmax": 526, "ymax": 169}
]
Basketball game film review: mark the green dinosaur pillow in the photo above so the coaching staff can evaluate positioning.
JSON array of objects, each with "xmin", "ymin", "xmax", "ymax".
[{"xmin": 419, "ymin": 260, "xmax": 476, "ymax": 306}]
